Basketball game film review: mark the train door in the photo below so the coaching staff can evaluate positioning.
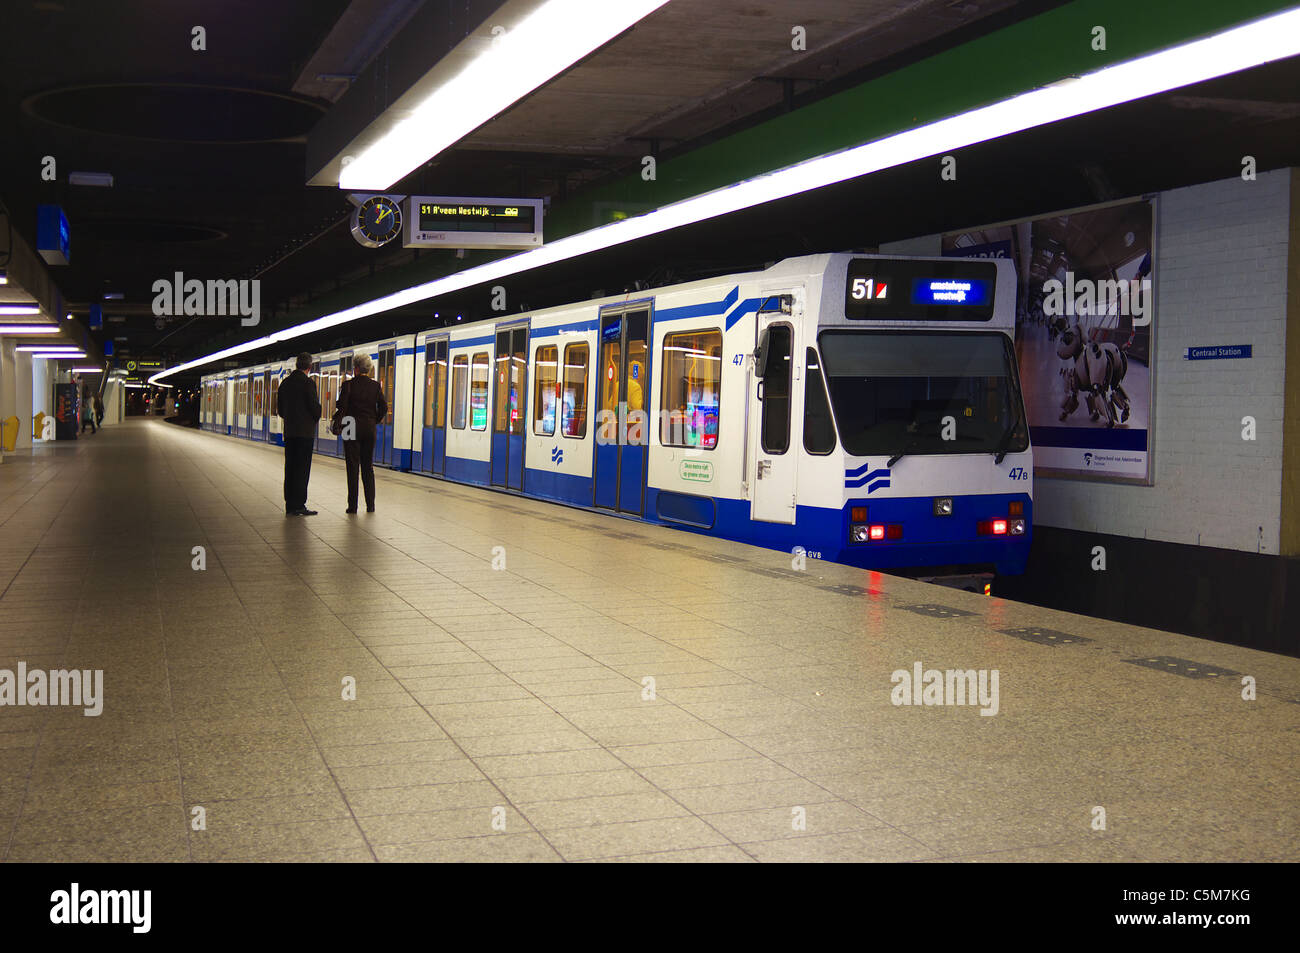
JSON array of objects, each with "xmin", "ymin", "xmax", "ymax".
[
  {"xmin": 490, "ymin": 326, "xmax": 528, "ymax": 490},
  {"xmin": 593, "ymin": 306, "xmax": 649, "ymax": 514},
  {"xmin": 424, "ymin": 338, "xmax": 448, "ymax": 475},
  {"xmin": 261, "ymin": 370, "xmax": 271, "ymax": 440},
  {"xmin": 377, "ymin": 346, "xmax": 396, "ymax": 466},
  {"xmin": 750, "ymin": 301, "xmax": 799, "ymax": 524}
]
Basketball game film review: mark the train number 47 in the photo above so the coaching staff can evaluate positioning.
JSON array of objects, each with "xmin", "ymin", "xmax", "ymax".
[{"xmin": 1007, "ymin": 467, "xmax": 1030, "ymax": 480}]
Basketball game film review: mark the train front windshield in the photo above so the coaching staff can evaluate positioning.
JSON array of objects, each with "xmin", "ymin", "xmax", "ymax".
[{"xmin": 818, "ymin": 330, "xmax": 1028, "ymax": 458}]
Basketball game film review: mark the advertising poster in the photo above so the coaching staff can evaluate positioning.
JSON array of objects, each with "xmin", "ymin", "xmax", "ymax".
[
  {"xmin": 54, "ymin": 382, "xmax": 79, "ymax": 440},
  {"xmin": 943, "ymin": 197, "xmax": 1155, "ymax": 482}
]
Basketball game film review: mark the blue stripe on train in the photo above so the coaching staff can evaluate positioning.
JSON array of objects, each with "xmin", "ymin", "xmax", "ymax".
[{"xmin": 642, "ymin": 489, "xmax": 1032, "ymax": 576}]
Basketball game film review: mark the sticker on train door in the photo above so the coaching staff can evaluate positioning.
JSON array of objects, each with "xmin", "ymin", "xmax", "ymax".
[{"xmin": 681, "ymin": 459, "xmax": 713, "ymax": 483}]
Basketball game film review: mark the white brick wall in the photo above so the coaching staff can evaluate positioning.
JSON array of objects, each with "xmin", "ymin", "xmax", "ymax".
[{"xmin": 882, "ymin": 169, "xmax": 1294, "ymax": 554}]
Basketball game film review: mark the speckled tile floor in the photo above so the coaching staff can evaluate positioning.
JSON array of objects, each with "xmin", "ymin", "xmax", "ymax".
[{"xmin": 0, "ymin": 419, "xmax": 1296, "ymax": 862}]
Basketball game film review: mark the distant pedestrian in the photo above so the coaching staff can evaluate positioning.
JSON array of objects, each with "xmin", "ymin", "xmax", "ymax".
[
  {"xmin": 93, "ymin": 393, "xmax": 105, "ymax": 428},
  {"xmin": 277, "ymin": 352, "xmax": 321, "ymax": 517},
  {"xmin": 79, "ymin": 384, "xmax": 97, "ymax": 434},
  {"xmin": 336, "ymin": 352, "xmax": 388, "ymax": 514}
]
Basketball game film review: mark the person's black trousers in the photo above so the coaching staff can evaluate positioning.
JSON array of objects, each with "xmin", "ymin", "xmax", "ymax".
[
  {"xmin": 283, "ymin": 436, "xmax": 314, "ymax": 512},
  {"xmin": 343, "ymin": 431, "xmax": 377, "ymax": 510}
]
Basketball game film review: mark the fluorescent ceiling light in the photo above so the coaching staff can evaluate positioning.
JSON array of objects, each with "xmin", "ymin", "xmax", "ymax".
[
  {"xmin": 0, "ymin": 275, "xmax": 7, "ymax": 284},
  {"xmin": 18, "ymin": 345, "xmax": 84, "ymax": 353},
  {"xmin": 339, "ymin": 0, "xmax": 670, "ymax": 190},
  {"xmin": 0, "ymin": 305, "xmax": 40, "ymax": 316},
  {"xmin": 69, "ymin": 171, "xmax": 114, "ymax": 187},
  {"xmin": 71, "ymin": 367, "xmax": 105, "ymax": 372},
  {"xmin": 157, "ymin": 6, "xmax": 1300, "ymax": 383},
  {"xmin": 0, "ymin": 325, "xmax": 60, "ymax": 334}
]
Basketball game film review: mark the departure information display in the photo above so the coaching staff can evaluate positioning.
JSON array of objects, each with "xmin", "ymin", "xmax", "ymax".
[
  {"xmin": 402, "ymin": 196, "xmax": 544, "ymax": 249},
  {"xmin": 418, "ymin": 202, "xmax": 536, "ymax": 234},
  {"xmin": 845, "ymin": 258, "xmax": 997, "ymax": 321}
]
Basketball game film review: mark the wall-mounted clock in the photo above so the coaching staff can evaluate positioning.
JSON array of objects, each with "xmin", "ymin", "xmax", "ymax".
[{"xmin": 351, "ymin": 194, "xmax": 402, "ymax": 248}]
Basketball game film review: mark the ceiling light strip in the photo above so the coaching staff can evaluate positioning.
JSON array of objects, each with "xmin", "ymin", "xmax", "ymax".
[
  {"xmin": 339, "ymin": 0, "xmax": 672, "ymax": 190},
  {"xmin": 154, "ymin": 6, "xmax": 1300, "ymax": 383}
]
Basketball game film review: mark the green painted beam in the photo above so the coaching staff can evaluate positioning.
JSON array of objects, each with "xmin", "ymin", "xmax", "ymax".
[
  {"xmin": 546, "ymin": 0, "xmax": 1296, "ymax": 238},
  {"xmin": 244, "ymin": 0, "xmax": 1294, "ymax": 355}
]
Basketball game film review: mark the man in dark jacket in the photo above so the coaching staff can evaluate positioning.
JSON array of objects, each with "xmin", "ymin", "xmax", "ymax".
[
  {"xmin": 277, "ymin": 352, "xmax": 321, "ymax": 516},
  {"xmin": 338, "ymin": 351, "xmax": 388, "ymax": 513}
]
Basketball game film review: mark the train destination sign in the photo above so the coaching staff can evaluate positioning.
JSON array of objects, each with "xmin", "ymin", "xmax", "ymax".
[
  {"xmin": 845, "ymin": 258, "xmax": 997, "ymax": 321},
  {"xmin": 402, "ymin": 196, "xmax": 544, "ymax": 250}
]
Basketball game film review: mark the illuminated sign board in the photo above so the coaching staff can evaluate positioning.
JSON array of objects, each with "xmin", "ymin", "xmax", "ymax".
[
  {"xmin": 402, "ymin": 196, "xmax": 543, "ymax": 249},
  {"xmin": 37, "ymin": 205, "xmax": 70, "ymax": 266},
  {"xmin": 845, "ymin": 258, "xmax": 997, "ymax": 321}
]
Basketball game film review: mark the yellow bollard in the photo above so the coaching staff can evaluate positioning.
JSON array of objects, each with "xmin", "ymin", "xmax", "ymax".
[
  {"xmin": 33, "ymin": 411, "xmax": 46, "ymax": 440},
  {"xmin": 1, "ymin": 416, "xmax": 19, "ymax": 452}
]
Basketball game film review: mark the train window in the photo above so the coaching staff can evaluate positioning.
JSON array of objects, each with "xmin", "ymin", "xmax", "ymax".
[
  {"xmin": 660, "ymin": 329, "xmax": 721, "ymax": 449},
  {"xmin": 384, "ymin": 353, "xmax": 395, "ymax": 425},
  {"xmin": 562, "ymin": 343, "xmax": 588, "ymax": 438},
  {"xmin": 470, "ymin": 352, "xmax": 490, "ymax": 430},
  {"xmin": 760, "ymin": 324, "xmax": 792, "ymax": 454},
  {"xmin": 270, "ymin": 375, "xmax": 278, "ymax": 417},
  {"xmin": 424, "ymin": 349, "xmax": 437, "ymax": 427},
  {"xmin": 494, "ymin": 332, "xmax": 511, "ymax": 432},
  {"xmin": 433, "ymin": 343, "xmax": 446, "ymax": 428},
  {"xmin": 818, "ymin": 331, "xmax": 1027, "ymax": 457},
  {"xmin": 533, "ymin": 345, "xmax": 558, "ymax": 435},
  {"xmin": 451, "ymin": 355, "xmax": 469, "ymax": 429},
  {"xmin": 803, "ymin": 348, "xmax": 836, "ymax": 455}
]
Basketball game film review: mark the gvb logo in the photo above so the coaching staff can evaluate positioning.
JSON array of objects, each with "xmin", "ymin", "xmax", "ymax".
[
  {"xmin": 849, "ymin": 277, "xmax": 887, "ymax": 301},
  {"xmin": 551, "ymin": 446, "xmax": 563, "ymax": 465},
  {"xmin": 844, "ymin": 462, "xmax": 890, "ymax": 493}
]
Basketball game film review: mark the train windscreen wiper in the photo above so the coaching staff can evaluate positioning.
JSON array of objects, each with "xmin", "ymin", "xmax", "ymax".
[
  {"xmin": 992, "ymin": 417, "xmax": 1022, "ymax": 465},
  {"xmin": 888, "ymin": 432, "xmax": 920, "ymax": 468}
]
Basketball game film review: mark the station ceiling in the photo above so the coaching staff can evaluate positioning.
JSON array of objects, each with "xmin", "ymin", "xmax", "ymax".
[{"xmin": 0, "ymin": 0, "xmax": 1296, "ymax": 376}]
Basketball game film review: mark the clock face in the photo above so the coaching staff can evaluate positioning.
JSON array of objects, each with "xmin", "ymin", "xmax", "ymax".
[{"xmin": 351, "ymin": 195, "xmax": 402, "ymax": 248}]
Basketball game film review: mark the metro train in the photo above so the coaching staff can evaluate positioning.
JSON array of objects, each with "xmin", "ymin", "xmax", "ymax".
[{"xmin": 201, "ymin": 253, "xmax": 1033, "ymax": 575}]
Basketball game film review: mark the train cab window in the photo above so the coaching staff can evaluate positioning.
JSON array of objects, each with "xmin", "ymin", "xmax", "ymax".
[
  {"xmin": 470, "ymin": 352, "xmax": 490, "ymax": 430},
  {"xmin": 533, "ymin": 345, "xmax": 558, "ymax": 436},
  {"xmin": 562, "ymin": 342, "xmax": 588, "ymax": 438},
  {"xmin": 760, "ymin": 324, "xmax": 792, "ymax": 454},
  {"xmin": 451, "ymin": 355, "xmax": 469, "ymax": 429},
  {"xmin": 803, "ymin": 348, "xmax": 836, "ymax": 455},
  {"xmin": 660, "ymin": 329, "xmax": 721, "ymax": 449}
]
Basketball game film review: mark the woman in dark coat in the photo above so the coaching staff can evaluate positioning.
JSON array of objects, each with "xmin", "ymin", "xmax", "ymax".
[{"xmin": 337, "ymin": 352, "xmax": 388, "ymax": 513}]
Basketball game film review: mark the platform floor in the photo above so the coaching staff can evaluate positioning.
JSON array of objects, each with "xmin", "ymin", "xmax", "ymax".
[{"xmin": 0, "ymin": 418, "xmax": 1296, "ymax": 862}]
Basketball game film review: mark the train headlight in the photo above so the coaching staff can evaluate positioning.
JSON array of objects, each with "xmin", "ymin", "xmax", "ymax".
[
  {"xmin": 850, "ymin": 524, "xmax": 870, "ymax": 543},
  {"xmin": 1009, "ymin": 518, "xmax": 1026, "ymax": 536},
  {"xmin": 933, "ymin": 497, "xmax": 953, "ymax": 517}
]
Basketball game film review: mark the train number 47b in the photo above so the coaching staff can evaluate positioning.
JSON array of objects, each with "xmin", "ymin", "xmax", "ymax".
[{"xmin": 1007, "ymin": 467, "xmax": 1030, "ymax": 480}]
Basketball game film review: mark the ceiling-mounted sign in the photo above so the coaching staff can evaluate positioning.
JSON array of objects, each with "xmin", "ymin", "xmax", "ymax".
[
  {"xmin": 37, "ymin": 205, "xmax": 70, "ymax": 265},
  {"xmin": 89, "ymin": 304, "xmax": 103, "ymax": 330},
  {"xmin": 402, "ymin": 196, "xmax": 543, "ymax": 249}
]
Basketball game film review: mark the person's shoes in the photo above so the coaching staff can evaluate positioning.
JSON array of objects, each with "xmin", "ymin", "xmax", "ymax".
[
  {"xmin": 299, "ymin": 508, "xmax": 318, "ymax": 516},
  {"xmin": 345, "ymin": 508, "xmax": 357, "ymax": 514},
  {"xmin": 366, "ymin": 505, "xmax": 375, "ymax": 513}
]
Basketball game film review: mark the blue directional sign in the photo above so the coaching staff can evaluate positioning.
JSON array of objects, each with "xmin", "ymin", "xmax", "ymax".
[{"xmin": 1185, "ymin": 345, "xmax": 1252, "ymax": 361}]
